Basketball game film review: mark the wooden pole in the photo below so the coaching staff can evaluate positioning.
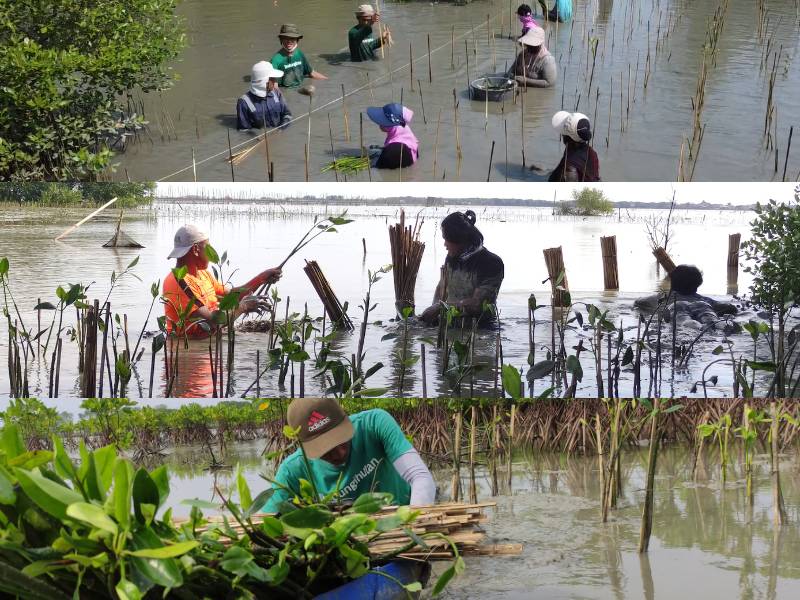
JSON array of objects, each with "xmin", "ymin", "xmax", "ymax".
[
  {"xmin": 727, "ymin": 233, "xmax": 741, "ymax": 268},
  {"xmin": 770, "ymin": 401, "xmax": 787, "ymax": 526},
  {"xmin": 452, "ymin": 410, "xmax": 463, "ymax": 501},
  {"xmin": 600, "ymin": 235, "xmax": 619, "ymax": 290},
  {"xmin": 507, "ymin": 403, "xmax": 516, "ymax": 488},
  {"xmin": 638, "ymin": 399, "xmax": 660, "ymax": 553},
  {"xmin": 543, "ymin": 246, "xmax": 570, "ymax": 307},
  {"xmin": 55, "ymin": 197, "xmax": 118, "ymax": 241},
  {"xmin": 469, "ymin": 405, "xmax": 478, "ymax": 504},
  {"xmin": 427, "ymin": 34, "xmax": 433, "ymax": 83},
  {"xmin": 652, "ymin": 247, "xmax": 676, "ymax": 273}
]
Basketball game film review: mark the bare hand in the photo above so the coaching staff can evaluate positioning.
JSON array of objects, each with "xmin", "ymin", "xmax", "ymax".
[
  {"xmin": 261, "ymin": 267, "xmax": 282, "ymax": 285},
  {"xmin": 239, "ymin": 295, "xmax": 271, "ymax": 315}
]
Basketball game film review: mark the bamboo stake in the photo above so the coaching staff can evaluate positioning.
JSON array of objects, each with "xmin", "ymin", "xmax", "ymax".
[
  {"xmin": 452, "ymin": 410, "xmax": 463, "ymax": 501},
  {"xmin": 55, "ymin": 197, "xmax": 118, "ymax": 241},
  {"xmin": 507, "ymin": 403, "xmax": 516, "ymax": 488},
  {"xmin": 727, "ymin": 233, "xmax": 741, "ymax": 268},
  {"xmin": 427, "ymin": 34, "xmax": 433, "ymax": 83},
  {"xmin": 469, "ymin": 405, "xmax": 478, "ymax": 504},
  {"xmin": 639, "ymin": 399, "xmax": 660, "ymax": 553},
  {"xmin": 770, "ymin": 401, "xmax": 787, "ymax": 526},
  {"xmin": 543, "ymin": 247, "xmax": 570, "ymax": 307},
  {"xmin": 600, "ymin": 236, "xmax": 619, "ymax": 290}
]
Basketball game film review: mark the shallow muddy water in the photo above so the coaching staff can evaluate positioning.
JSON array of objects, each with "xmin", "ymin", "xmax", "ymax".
[
  {"xmin": 120, "ymin": 441, "xmax": 800, "ymax": 599},
  {"xmin": 0, "ymin": 200, "xmax": 793, "ymax": 398},
  {"xmin": 115, "ymin": 0, "xmax": 800, "ymax": 182}
]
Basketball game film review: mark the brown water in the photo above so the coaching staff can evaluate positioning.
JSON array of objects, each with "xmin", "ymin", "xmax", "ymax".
[
  {"xmin": 115, "ymin": 0, "xmax": 800, "ymax": 182},
  {"xmin": 121, "ymin": 441, "xmax": 800, "ymax": 599},
  {"xmin": 0, "ymin": 200, "xmax": 788, "ymax": 399}
]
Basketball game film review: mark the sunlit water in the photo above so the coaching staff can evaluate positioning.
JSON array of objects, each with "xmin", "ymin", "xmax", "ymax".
[
  {"xmin": 0, "ymin": 200, "xmax": 793, "ymax": 399},
  {"xmin": 115, "ymin": 0, "xmax": 800, "ymax": 182},
  {"xmin": 91, "ymin": 440, "xmax": 800, "ymax": 599}
]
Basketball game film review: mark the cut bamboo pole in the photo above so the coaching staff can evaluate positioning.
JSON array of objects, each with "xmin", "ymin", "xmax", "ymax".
[
  {"xmin": 507, "ymin": 403, "xmax": 516, "ymax": 488},
  {"xmin": 600, "ymin": 235, "xmax": 619, "ymax": 290},
  {"xmin": 639, "ymin": 399, "xmax": 660, "ymax": 553},
  {"xmin": 452, "ymin": 410, "xmax": 463, "ymax": 501},
  {"xmin": 389, "ymin": 210, "xmax": 426, "ymax": 314},
  {"xmin": 653, "ymin": 247, "xmax": 676, "ymax": 273},
  {"xmin": 55, "ymin": 197, "xmax": 118, "ymax": 241},
  {"xmin": 543, "ymin": 246, "xmax": 570, "ymax": 307},
  {"xmin": 303, "ymin": 261, "xmax": 353, "ymax": 330},
  {"xmin": 469, "ymin": 405, "xmax": 478, "ymax": 504},
  {"xmin": 727, "ymin": 233, "xmax": 741, "ymax": 268},
  {"xmin": 80, "ymin": 300, "xmax": 99, "ymax": 398},
  {"xmin": 770, "ymin": 401, "xmax": 787, "ymax": 526}
]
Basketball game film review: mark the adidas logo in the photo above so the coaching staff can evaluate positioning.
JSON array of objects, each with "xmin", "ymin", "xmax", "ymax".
[{"xmin": 308, "ymin": 410, "xmax": 332, "ymax": 432}]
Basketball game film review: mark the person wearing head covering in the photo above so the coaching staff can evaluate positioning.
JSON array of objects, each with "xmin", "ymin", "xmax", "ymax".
[
  {"xmin": 548, "ymin": 111, "xmax": 600, "ymax": 182},
  {"xmin": 236, "ymin": 61, "xmax": 292, "ymax": 130},
  {"xmin": 162, "ymin": 224, "xmax": 282, "ymax": 337},
  {"xmin": 634, "ymin": 264, "xmax": 738, "ymax": 332},
  {"xmin": 366, "ymin": 103, "xmax": 419, "ymax": 169},
  {"xmin": 420, "ymin": 211, "xmax": 504, "ymax": 326},
  {"xmin": 506, "ymin": 26, "xmax": 557, "ymax": 88},
  {"xmin": 270, "ymin": 24, "xmax": 327, "ymax": 89},
  {"xmin": 261, "ymin": 398, "xmax": 436, "ymax": 512},
  {"xmin": 349, "ymin": 4, "xmax": 392, "ymax": 62},
  {"xmin": 516, "ymin": 4, "xmax": 539, "ymax": 37}
]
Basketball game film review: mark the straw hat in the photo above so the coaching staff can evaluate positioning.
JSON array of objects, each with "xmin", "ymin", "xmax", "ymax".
[{"xmin": 518, "ymin": 26, "xmax": 545, "ymax": 47}]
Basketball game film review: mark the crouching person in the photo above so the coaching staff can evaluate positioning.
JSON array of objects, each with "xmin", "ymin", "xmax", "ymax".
[{"xmin": 262, "ymin": 398, "xmax": 436, "ymax": 512}]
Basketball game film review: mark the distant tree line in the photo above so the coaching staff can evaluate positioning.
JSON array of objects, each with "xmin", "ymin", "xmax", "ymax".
[{"xmin": 0, "ymin": 183, "xmax": 155, "ymax": 207}]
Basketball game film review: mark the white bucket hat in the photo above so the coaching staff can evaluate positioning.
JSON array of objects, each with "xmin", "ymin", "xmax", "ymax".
[
  {"xmin": 250, "ymin": 61, "xmax": 284, "ymax": 97},
  {"xmin": 518, "ymin": 26, "xmax": 545, "ymax": 47},
  {"xmin": 552, "ymin": 110, "xmax": 592, "ymax": 143},
  {"xmin": 168, "ymin": 224, "xmax": 208, "ymax": 259}
]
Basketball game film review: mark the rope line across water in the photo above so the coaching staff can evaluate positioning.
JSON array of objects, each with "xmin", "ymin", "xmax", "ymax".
[{"xmin": 157, "ymin": 10, "xmax": 504, "ymax": 181}]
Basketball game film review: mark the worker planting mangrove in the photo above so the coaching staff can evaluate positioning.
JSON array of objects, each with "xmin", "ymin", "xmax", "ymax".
[
  {"xmin": 548, "ymin": 111, "xmax": 601, "ymax": 182},
  {"xmin": 162, "ymin": 224, "xmax": 282, "ymax": 337},
  {"xmin": 516, "ymin": 4, "xmax": 539, "ymax": 37},
  {"xmin": 262, "ymin": 398, "xmax": 436, "ymax": 512},
  {"xmin": 506, "ymin": 26, "xmax": 557, "ymax": 89},
  {"xmin": 366, "ymin": 102, "xmax": 419, "ymax": 169},
  {"xmin": 348, "ymin": 4, "xmax": 392, "ymax": 62},
  {"xmin": 236, "ymin": 61, "xmax": 292, "ymax": 130},
  {"xmin": 270, "ymin": 24, "xmax": 328, "ymax": 89},
  {"xmin": 420, "ymin": 210, "xmax": 504, "ymax": 326}
]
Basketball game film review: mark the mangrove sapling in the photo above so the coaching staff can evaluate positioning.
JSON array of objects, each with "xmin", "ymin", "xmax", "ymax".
[
  {"xmin": 393, "ymin": 306, "xmax": 419, "ymax": 396},
  {"xmin": 770, "ymin": 401, "xmax": 788, "ymax": 525},
  {"xmin": 735, "ymin": 405, "xmax": 770, "ymax": 512},
  {"xmin": 698, "ymin": 412, "xmax": 733, "ymax": 487}
]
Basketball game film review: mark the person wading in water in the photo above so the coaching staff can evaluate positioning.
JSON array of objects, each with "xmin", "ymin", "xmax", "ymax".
[
  {"xmin": 348, "ymin": 4, "xmax": 392, "ymax": 62},
  {"xmin": 506, "ymin": 26, "xmax": 557, "ymax": 89},
  {"xmin": 269, "ymin": 24, "xmax": 328, "ymax": 89},
  {"xmin": 548, "ymin": 111, "xmax": 600, "ymax": 182},
  {"xmin": 420, "ymin": 210, "xmax": 504, "ymax": 326}
]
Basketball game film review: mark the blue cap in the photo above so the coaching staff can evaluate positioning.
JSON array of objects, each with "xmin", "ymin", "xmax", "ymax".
[{"xmin": 366, "ymin": 102, "xmax": 406, "ymax": 127}]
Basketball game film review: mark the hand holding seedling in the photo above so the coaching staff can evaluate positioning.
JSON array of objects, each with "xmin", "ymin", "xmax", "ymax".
[{"xmin": 259, "ymin": 267, "xmax": 282, "ymax": 285}]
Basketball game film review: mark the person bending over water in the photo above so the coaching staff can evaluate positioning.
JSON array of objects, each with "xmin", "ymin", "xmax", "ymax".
[
  {"xmin": 262, "ymin": 398, "xmax": 436, "ymax": 512},
  {"xmin": 163, "ymin": 224, "xmax": 282, "ymax": 337},
  {"xmin": 506, "ymin": 26, "xmax": 557, "ymax": 89},
  {"xmin": 420, "ymin": 211, "xmax": 504, "ymax": 326},
  {"xmin": 349, "ymin": 4, "xmax": 392, "ymax": 62},
  {"xmin": 516, "ymin": 4, "xmax": 539, "ymax": 37},
  {"xmin": 366, "ymin": 103, "xmax": 418, "ymax": 169},
  {"xmin": 236, "ymin": 61, "xmax": 292, "ymax": 130},
  {"xmin": 270, "ymin": 24, "xmax": 327, "ymax": 89},
  {"xmin": 542, "ymin": 0, "xmax": 573, "ymax": 23},
  {"xmin": 635, "ymin": 264, "xmax": 738, "ymax": 331},
  {"xmin": 548, "ymin": 111, "xmax": 600, "ymax": 182}
]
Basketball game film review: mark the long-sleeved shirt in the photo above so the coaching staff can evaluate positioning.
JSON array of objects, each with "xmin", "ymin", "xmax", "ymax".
[
  {"xmin": 508, "ymin": 46, "xmax": 558, "ymax": 88},
  {"xmin": 349, "ymin": 24, "xmax": 383, "ymax": 61},
  {"xmin": 549, "ymin": 143, "xmax": 600, "ymax": 182},
  {"xmin": 236, "ymin": 90, "xmax": 291, "ymax": 130}
]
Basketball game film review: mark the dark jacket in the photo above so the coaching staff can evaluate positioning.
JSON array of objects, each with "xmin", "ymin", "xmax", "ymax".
[
  {"xmin": 549, "ymin": 142, "xmax": 600, "ymax": 182},
  {"xmin": 236, "ymin": 90, "xmax": 291, "ymax": 130}
]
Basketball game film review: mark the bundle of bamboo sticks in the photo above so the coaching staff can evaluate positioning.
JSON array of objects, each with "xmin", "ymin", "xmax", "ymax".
[
  {"xmin": 181, "ymin": 502, "xmax": 521, "ymax": 560},
  {"xmin": 543, "ymin": 246, "xmax": 570, "ymax": 307},
  {"xmin": 303, "ymin": 260, "xmax": 354, "ymax": 330},
  {"xmin": 389, "ymin": 210, "xmax": 426, "ymax": 313}
]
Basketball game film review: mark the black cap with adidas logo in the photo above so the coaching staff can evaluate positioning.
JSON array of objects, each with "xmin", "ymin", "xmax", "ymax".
[{"xmin": 287, "ymin": 398, "xmax": 355, "ymax": 459}]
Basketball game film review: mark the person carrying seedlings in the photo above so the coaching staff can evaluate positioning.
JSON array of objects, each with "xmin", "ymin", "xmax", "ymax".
[
  {"xmin": 548, "ymin": 110, "xmax": 600, "ymax": 182},
  {"xmin": 516, "ymin": 4, "xmax": 540, "ymax": 37},
  {"xmin": 506, "ymin": 26, "xmax": 557, "ymax": 89},
  {"xmin": 236, "ymin": 61, "xmax": 292, "ymax": 131},
  {"xmin": 348, "ymin": 4, "xmax": 392, "ymax": 62},
  {"xmin": 420, "ymin": 210, "xmax": 504, "ymax": 326},
  {"xmin": 162, "ymin": 224, "xmax": 282, "ymax": 337},
  {"xmin": 270, "ymin": 24, "xmax": 328, "ymax": 89},
  {"xmin": 366, "ymin": 102, "xmax": 419, "ymax": 169},
  {"xmin": 635, "ymin": 264, "xmax": 739, "ymax": 332},
  {"xmin": 262, "ymin": 398, "xmax": 436, "ymax": 512}
]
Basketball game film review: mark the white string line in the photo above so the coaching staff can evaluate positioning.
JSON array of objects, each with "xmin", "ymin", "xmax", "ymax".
[{"xmin": 157, "ymin": 10, "xmax": 504, "ymax": 181}]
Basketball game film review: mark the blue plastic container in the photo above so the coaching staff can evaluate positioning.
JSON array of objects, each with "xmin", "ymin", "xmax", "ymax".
[{"xmin": 314, "ymin": 560, "xmax": 430, "ymax": 600}]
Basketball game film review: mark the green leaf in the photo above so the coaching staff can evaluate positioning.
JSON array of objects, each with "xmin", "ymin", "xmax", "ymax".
[
  {"xmin": 712, "ymin": 345, "xmax": 724, "ymax": 355},
  {"xmin": 115, "ymin": 578, "xmax": 143, "ymax": 600},
  {"xmin": 350, "ymin": 492, "xmax": 393, "ymax": 514},
  {"xmin": 127, "ymin": 255, "xmax": 140, "ymax": 270},
  {"xmin": 132, "ymin": 469, "xmax": 160, "ymax": 523},
  {"xmin": 746, "ymin": 360, "xmax": 777, "ymax": 372},
  {"xmin": 566, "ymin": 355, "xmax": 584, "ymax": 382},
  {"xmin": 14, "ymin": 467, "xmax": 83, "ymax": 520},
  {"xmin": 247, "ymin": 488, "xmax": 274, "ymax": 517},
  {"xmin": 93, "ymin": 445, "xmax": 117, "ymax": 498},
  {"xmin": 171, "ymin": 266, "xmax": 188, "ymax": 281},
  {"xmin": 236, "ymin": 465, "xmax": 253, "ymax": 512},
  {"xmin": 66, "ymin": 502, "xmax": 118, "ymax": 535},
  {"xmin": 381, "ymin": 333, "xmax": 399, "ymax": 342},
  {"xmin": 218, "ymin": 290, "xmax": 240, "ymax": 312},
  {"xmin": 527, "ymin": 359, "xmax": 555, "ymax": 381},
  {"xmin": 180, "ymin": 498, "xmax": 219, "ymax": 510},
  {"xmin": 281, "ymin": 505, "xmax": 333, "ymax": 529},
  {"xmin": 621, "ymin": 346, "xmax": 634, "ymax": 366},
  {"xmin": 128, "ymin": 528, "xmax": 184, "ymax": 588},
  {"xmin": 204, "ymin": 244, "xmax": 220, "ymax": 264},
  {"xmin": 114, "ymin": 459, "xmax": 134, "ymax": 530},
  {"xmin": 501, "ymin": 364, "xmax": 522, "ymax": 399},
  {"xmin": 9, "ymin": 450, "xmax": 53, "ymax": 470},
  {"xmin": 0, "ymin": 561, "xmax": 71, "ymax": 600},
  {"xmin": 1, "ymin": 424, "xmax": 25, "ymax": 459},
  {"xmin": 52, "ymin": 437, "xmax": 78, "ymax": 487},
  {"xmin": 150, "ymin": 466, "xmax": 170, "ymax": 505},
  {"xmin": 405, "ymin": 582, "xmax": 423, "ymax": 593},
  {"xmin": 0, "ymin": 257, "xmax": 8, "ymax": 277},
  {"xmin": 126, "ymin": 540, "xmax": 199, "ymax": 559},
  {"xmin": 0, "ymin": 468, "xmax": 16, "ymax": 505}
]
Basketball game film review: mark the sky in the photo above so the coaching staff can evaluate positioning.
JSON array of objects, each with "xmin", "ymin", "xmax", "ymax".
[{"xmin": 156, "ymin": 182, "xmax": 799, "ymax": 205}]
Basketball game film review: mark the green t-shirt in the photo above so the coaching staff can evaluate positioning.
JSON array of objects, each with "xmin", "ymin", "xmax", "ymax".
[
  {"xmin": 263, "ymin": 409, "xmax": 413, "ymax": 512},
  {"xmin": 348, "ymin": 24, "xmax": 382, "ymax": 61},
  {"xmin": 270, "ymin": 48, "xmax": 312, "ymax": 88}
]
